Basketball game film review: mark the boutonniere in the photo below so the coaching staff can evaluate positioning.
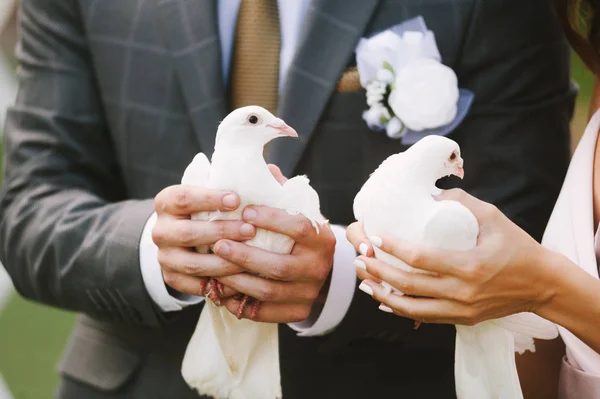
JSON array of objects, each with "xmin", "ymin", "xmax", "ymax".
[{"xmin": 355, "ymin": 16, "xmax": 474, "ymax": 144}]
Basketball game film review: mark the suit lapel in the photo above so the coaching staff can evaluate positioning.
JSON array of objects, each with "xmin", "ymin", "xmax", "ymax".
[
  {"xmin": 157, "ymin": 0, "xmax": 227, "ymax": 157},
  {"xmin": 266, "ymin": 0, "xmax": 381, "ymax": 176}
]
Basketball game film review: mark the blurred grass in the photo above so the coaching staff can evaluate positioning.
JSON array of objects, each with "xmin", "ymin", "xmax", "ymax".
[
  {"xmin": 0, "ymin": 298, "xmax": 75, "ymax": 399},
  {"xmin": 570, "ymin": 52, "xmax": 596, "ymax": 148},
  {"xmin": 0, "ymin": 53, "xmax": 596, "ymax": 399}
]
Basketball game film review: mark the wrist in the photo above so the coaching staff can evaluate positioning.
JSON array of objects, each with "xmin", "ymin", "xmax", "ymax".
[{"xmin": 533, "ymin": 248, "xmax": 573, "ymax": 320}]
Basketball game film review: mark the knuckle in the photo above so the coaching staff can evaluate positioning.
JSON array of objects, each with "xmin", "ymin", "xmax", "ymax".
[
  {"xmin": 179, "ymin": 224, "xmax": 198, "ymax": 246},
  {"xmin": 258, "ymin": 285, "xmax": 276, "ymax": 301},
  {"xmin": 398, "ymin": 278, "xmax": 414, "ymax": 295},
  {"xmin": 482, "ymin": 203, "xmax": 500, "ymax": 220},
  {"xmin": 457, "ymin": 286, "xmax": 477, "ymax": 304},
  {"xmin": 156, "ymin": 248, "xmax": 171, "ymax": 267},
  {"xmin": 314, "ymin": 266, "xmax": 330, "ymax": 283},
  {"xmin": 407, "ymin": 250, "xmax": 426, "ymax": 268},
  {"xmin": 463, "ymin": 260, "xmax": 483, "ymax": 281},
  {"xmin": 152, "ymin": 225, "xmax": 165, "ymax": 246},
  {"xmin": 182, "ymin": 264, "xmax": 198, "ymax": 275},
  {"xmin": 402, "ymin": 307, "xmax": 417, "ymax": 320},
  {"xmin": 174, "ymin": 187, "xmax": 191, "ymax": 210},
  {"xmin": 272, "ymin": 263, "xmax": 290, "ymax": 280},
  {"xmin": 305, "ymin": 286, "xmax": 320, "ymax": 302},
  {"xmin": 296, "ymin": 219, "xmax": 314, "ymax": 239},
  {"xmin": 154, "ymin": 191, "xmax": 167, "ymax": 213},
  {"xmin": 462, "ymin": 308, "xmax": 480, "ymax": 326},
  {"xmin": 162, "ymin": 271, "xmax": 178, "ymax": 288},
  {"xmin": 323, "ymin": 233, "xmax": 337, "ymax": 252},
  {"xmin": 235, "ymin": 248, "xmax": 249, "ymax": 265},
  {"xmin": 214, "ymin": 222, "xmax": 228, "ymax": 239},
  {"xmin": 293, "ymin": 306, "xmax": 311, "ymax": 322}
]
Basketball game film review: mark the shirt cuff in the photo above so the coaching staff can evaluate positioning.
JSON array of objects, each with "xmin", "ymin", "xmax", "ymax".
[
  {"xmin": 139, "ymin": 212, "xmax": 204, "ymax": 312},
  {"xmin": 288, "ymin": 224, "xmax": 357, "ymax": 336}
]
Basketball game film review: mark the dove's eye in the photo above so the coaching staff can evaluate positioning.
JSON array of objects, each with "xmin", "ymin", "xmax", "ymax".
[
  {"xmin": 247, "ymin": 114, "xmax": 260, "ymax": 125},
  {"xmin": 449, "ymin": 152, "xmax": 458, "ymax": 162}
]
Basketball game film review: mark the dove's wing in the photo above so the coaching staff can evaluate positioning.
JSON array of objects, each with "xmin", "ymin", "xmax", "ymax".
[
  {"xmin": 181, "ymin": 153, "xmax": 211, "ymax": 186},
  {"xmin": 353, "ymin": 180, "xmax": 371, "ymax": 225},
  {"xmin": 493, "ymin": 312, "xmax": 559, "ymax": 354},
  {"xmin": 255, "ymin": 175, "xmax": 328, "ymax": 255},
  {"xmin": 423, "ymin": 201, "xmax": 558, "ymax": 348},
  {"xmin": 422, "ymin": 202, "xmax": 526, "ymax": 398},
  {"xmin": 422, "ymin": 200, "xmax": 479, "ymax": 252},
  {"xmin": 354, "ymin": 153, "xmax": 404, "ymax": 224},
  {"xmin": 277, "ymin": 175, "xmax": 328, "ymax": 230},
  {"xmin": 181, "ymin": 153, "xmax": 212, "ymax": 253}
]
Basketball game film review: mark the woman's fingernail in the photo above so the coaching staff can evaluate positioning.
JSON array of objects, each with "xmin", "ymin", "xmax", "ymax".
[
  {"xmin": 379, "ymin": 304, "xmax": 393, "ymax": 313},
  {"xmin": 358, "ymin": 282, "xmax": 373, "ymax": 296},
  {"xmin": 239, "ymin": 223, "xmax": 255, "ymax": 237},
  {"xmin": 369, "ymin": 236, "xmax": 382, "ymax": 247},
  {"xmin": 243, "ymin": 207, "xmax": 257, "ymax": 222},
  {"xmin": 214, "ymin": 241, "xmax": 230, "ymax": 256},
  {"xmin": 222, "ymin": 194, "xmax": 238, "ymax": 209},
  {"xmin": 354, "ymin": 259, "xmax": 366, "ymax": 270},
  {"xmin": 359, "ymin": 243, "xmax": 369, "ymax": 256}
]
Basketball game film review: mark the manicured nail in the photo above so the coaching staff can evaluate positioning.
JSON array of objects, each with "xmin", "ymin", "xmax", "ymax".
[
  {"xmin": 222, "ymin": 194, "xmax": 238, "ymax": 209},
  {"xmin": 243, "ymin": 207, "xmax": 257, "ymax": 222},
  {"xmin": 359, "ymin": 243, "xmax": 369, "ymax": 256},
  {"xmin": 379, "ymin": 304, "xmax": 393, "ymax": 313},
  {"xmin": 369, "ymin": 236, "xmax": 382, "ymax": 247},
  {"xmin": 239, "ymin": 223, "xmax": 255, "ymax": 237},
  {"xmin": 358, "ymin": 282, "xmax": 373, "ymax": 296},
  {"xmin": 214, "ymin": 241, "xmax": 230, "ymax": 256},
  {"xmin": 354, "ymin": 259, "xmax": 366, "ymax": 270}
]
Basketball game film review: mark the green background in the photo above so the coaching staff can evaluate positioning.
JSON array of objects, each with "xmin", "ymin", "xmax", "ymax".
[{"xmin": 0, "ymin": 54, "xmax": 596, "ymax": 398}]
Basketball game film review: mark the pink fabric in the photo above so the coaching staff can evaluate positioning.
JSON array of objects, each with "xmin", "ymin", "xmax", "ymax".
[
  {"xmin": 558, "ymin": 356, "xmax": 600, "ymax": 399},
  {"xmin": 543, "ymin": 109, "xmax": 600, "ymax": 397}
]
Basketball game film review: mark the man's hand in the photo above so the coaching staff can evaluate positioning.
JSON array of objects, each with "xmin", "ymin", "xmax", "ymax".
[
  {"xmin": 213, "ymin": 206, "xmax": 336, "ymax": 323},
  {"xmin": 152, "ymin": 185, "xmax": 256, "ymax": 297}
]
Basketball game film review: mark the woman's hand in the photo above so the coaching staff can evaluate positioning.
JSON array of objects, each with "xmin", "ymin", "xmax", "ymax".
[{"xmin": 348, "ymin": 189, "xmax": 559, "ymax": 326}]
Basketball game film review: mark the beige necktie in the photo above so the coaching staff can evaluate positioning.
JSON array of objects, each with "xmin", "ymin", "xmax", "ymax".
[{"xmin": 230, "ymin": 0, "xmax": 281, "ymax": 114}]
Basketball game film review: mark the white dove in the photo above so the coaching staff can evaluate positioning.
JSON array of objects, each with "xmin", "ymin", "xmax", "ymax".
[
  {"xmin": 353, "ymin": 135, "xmax": 558, "ymax": 399},
  {"xmin": 180, "ymin": 106, "xmax": 327, "ymax": 399}
]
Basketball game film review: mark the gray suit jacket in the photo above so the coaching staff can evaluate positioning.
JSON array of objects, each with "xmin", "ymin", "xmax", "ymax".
[{"xmin": 0, "ymin": 0, "xmax": 574, "ymax": 398}]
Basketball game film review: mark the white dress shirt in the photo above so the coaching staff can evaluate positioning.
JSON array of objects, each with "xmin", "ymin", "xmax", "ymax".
[{"xmin": 139, "ymin": 0, "xmax": 357, "ymax": 336}]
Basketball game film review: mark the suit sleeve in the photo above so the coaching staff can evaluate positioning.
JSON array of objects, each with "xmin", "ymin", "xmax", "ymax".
[
  {"xmin": 0, "ymin": 0, "xmax": 161, "ymax": 326},
  {"xmin": 320, "ymin": 0, "xmax": 576, "ymax": 349}
]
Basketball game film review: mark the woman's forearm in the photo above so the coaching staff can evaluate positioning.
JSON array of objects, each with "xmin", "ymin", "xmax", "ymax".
[{"xmin": 537, "ymin": 249, "xmax": 600, "ymax": 354}]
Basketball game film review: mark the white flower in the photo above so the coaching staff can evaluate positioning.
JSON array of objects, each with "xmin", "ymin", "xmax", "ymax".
[
  {"xmin": 388, "ymin": 58, "xmax": 459, "ymax": 131},
  {"xmin": 376, "ymin": 68, "xmax": 394, "ymax": 84},
  {"xmin": 355, "ymin": 30, "xmax": 404, "ymax": 86},
  {"xmin": 366, "ymin": 80, "xmax": 387, "ymax": 95},
  {"xmin": 365, "ymin": 80, "xmax": 387, "ymax": 107},
  {"xmin": 385, "ymin": 117, "xmax": 404, "ymax": 138},
  {"xmin": 362, "ymin": 104, "xmax": 391, "ymax": 130}
]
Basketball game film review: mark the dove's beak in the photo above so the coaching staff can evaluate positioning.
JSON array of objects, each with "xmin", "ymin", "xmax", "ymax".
[
  {"xmin": 455, "ymin": 158, "xmax": 465, "ymax": 179},
  {"xmin": 268, "ymin": 118, "xmax": 298, "ymax": 138}
]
